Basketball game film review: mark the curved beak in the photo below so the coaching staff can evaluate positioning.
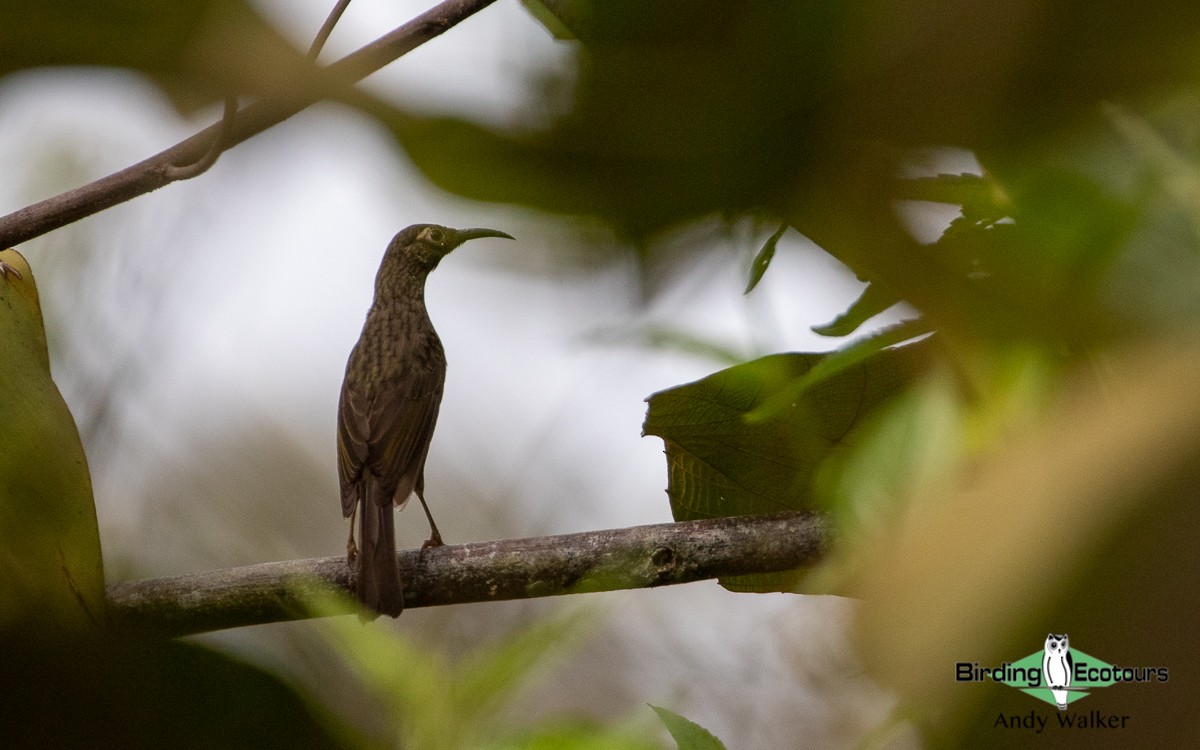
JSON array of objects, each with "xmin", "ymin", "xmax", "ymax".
[{"xmin": 451, "ymin": 227, "xmax": 515, "ymax": 244}]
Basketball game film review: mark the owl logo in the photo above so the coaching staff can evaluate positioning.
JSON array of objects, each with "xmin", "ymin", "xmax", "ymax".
[{"xmin": 1042, "ymin": 633, "xmax": 1073, "ymax": 710}]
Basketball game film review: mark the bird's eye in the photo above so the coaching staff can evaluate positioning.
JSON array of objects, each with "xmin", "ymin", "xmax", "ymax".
[{"xmin": 427, "ymin": 228, "xmax": 445, "ymax": 244}]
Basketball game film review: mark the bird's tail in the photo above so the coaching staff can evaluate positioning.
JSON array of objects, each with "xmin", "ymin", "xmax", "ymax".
[{"xmin": 355, "ymin": 483, "xmax": 404, "ymax": 619}]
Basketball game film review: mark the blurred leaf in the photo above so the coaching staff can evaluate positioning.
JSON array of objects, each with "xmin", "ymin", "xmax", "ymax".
[
  {"xmin": 634, "ymin": 329, "xmax": 746, "ymax": 366},
  {"xmin": 584, "ymin": 325, "xmax": 747, "ymax": 366},
  {"xmin": 0, "ymin": 0, "xmax": 316, "ymax": 112},
  {"xmin": 0, "ymin": 633, "xmax": 352, "ymax": 749},
  {"xmin": 385, "ymin": 112, "xmax": 686, "ymax": 236},
  {"xmin": 642, "ymin": 339, "xmax": 931, "ymax": 591},
  {"xmin": 384, "ymin": 4, "xmax": 830, "ymax": 238},
  {"xmin": 810, "ymin": 282, "xmax": 902, "ymax": 337},
  {"xmin": 793, "ymin": 146, "xmax": 1141, "ymax": 352},
  {"xmin": 649, "ymin": 706, "xmax": 726, "ymax": 750},
  {"xmin": 894, "ymin": 173, "xmax": 999, "ymax": 209},
  {"xmin": 743, "ymin": 222, "xmax": 787, "ymax": 294},
  {"xmin": 387, "ymin": 2, "xmax": 1200, "ymax": 238},
  {"xmin": 1104, "ymin": 100, "xmax": 1200, "ymax": 240},
  {"xmin": 854, "ymin": 338, "xmax": 1200, "ymax": 746},
  {"xmin": 994, "ymin": 172, "xmax": 1136, "ymax": 298},
  {"xmin": 310, "ymin": 589, "xmax": 601, "ymax": 750},
  {"xmin": 1088, "ymin": 97, "xmax": 1200, "ymax": 329},
  {"xmin": 378, "ymin": 2, "xmax": 1200, "ymax": 356},
  {"xmin": 805, "ymin": 370, "xmax": 966, "ymax": 596},
  {"xmin": 0, "ymin": 249, "xmax": 104, "ymax": 633},
  {"xmin": 521, "ymin": 0, "xmax": 578, "ymax": 40},
  {"xmin": 456, "ymin": 609, "xmax": 592, "ymax": 722},
  {"xmin": 494, "ymin": 720, "xmax": 661, "ymax": 750}
]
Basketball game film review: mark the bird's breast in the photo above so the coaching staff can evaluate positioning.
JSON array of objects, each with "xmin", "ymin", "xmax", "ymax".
[{"xmin": 351, "ymin": 303, "xmax": 446, "ymax": 385}]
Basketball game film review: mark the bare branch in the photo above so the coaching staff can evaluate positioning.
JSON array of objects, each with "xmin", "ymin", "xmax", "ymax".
[
  {"xmin": 0, "ymin": 0, "xmax": 502, "ymax": 249},
  {"xmin": 106, "ymin": 512, "xmax": 830, "ymax": 638}
]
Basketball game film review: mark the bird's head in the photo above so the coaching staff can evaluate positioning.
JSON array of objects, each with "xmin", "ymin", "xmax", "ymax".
[{"xmin": 387, "ymin": 224, "xmax": 515, "ymax": 273}]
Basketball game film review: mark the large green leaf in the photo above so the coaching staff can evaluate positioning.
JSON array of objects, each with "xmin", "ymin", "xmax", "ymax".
[
  {"xmin": 0, "ymin": 249, "xmax": 104, "ymax": 633},
  {"xmin": 642, "ymin": 339, "xmax": 931, "ymax": 591}
]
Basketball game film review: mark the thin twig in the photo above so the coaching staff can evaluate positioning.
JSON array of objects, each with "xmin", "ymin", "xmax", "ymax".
[
  {"xmin": 308, "ymin": 0, "xmax": 354, "ymax": 61},
  {"xmin": 162, "ymin": 95, "xmax": 239, "ymax": 181},
  {"xmin": 106, "ymin": 512, "xmax": 830, "ymax": 638},
  {"xmin": 162, "ymin": 0, "xmax": 356, "ymax": 182},
  {"xmin": 0, "ymin": 0, "xmax": 501, "ymax": 249}
]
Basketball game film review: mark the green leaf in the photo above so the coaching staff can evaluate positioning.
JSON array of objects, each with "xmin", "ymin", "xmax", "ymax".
[
  {"xmin": 810, "ymin": 282, "xmax": 901, "ymax": 337},
  {"xmin": 521, "ymin": 0, "xmax": 578, "ymax": 40},
  {"xmin": 642, "ymin": 339, "xmax": 932, "ymax": 591},
  {"xmin": 380, "ymin": 3, "xmax": 1200, "ymax": 242},
  {"xmin": 0, "ymin": 249, "xmax": 104, "ymax": 633},
  {"xmin": 494, "ymin": 720, "xmax": 661, "ymax": 750},
  {"xmin": 386, "ymin": 114, "xmax": 609, "ymax": 220},
  {"xmin": 457, "ymin": 609, "xmax": 595, "ymax": 720},
  {"xmin": 585, "ymin": 325, "xmax": 747, "ymax": 366},
  {"xmin": 752, "ymin": 319, "xmax": 934, "ymax": 423},
  {"xmin": 812, "ymin": 370, "xmax": 964, "ymax": 537},
  {"xmin": 894, "ymin": 173, "xmax": 999, "ymax": 211},
  {"xmin": 744, "ymin": 222, "xmax": 787, "ymax": 294},
  {"xmin": 649, "ymin": 706, "xmax": 726, "ymax": 750},
  {"xmin": 311, "ymin": 591, "xmax": 601, "ymax": 749},
  {"xmin": 0, "ymin": 0, "xmax": 315, "ymax": 112}
]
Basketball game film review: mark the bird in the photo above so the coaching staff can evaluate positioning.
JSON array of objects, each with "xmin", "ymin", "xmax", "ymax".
[{"xmin": 337, "ymin": 224, "xmax": 514, "ymax": 619}]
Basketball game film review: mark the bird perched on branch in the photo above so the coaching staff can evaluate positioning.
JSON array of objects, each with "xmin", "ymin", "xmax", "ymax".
[{"xmin": 338, "ymin": 224, "xmax": 514, "ymax": 618}]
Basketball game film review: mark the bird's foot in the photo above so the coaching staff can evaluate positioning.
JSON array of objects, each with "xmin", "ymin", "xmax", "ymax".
[
  {"xmin": 347, "ymin": 537, "xmax": 359, "ymax": 564},
  {"xmin": 420, "ymin": 533, "xmax": 444, "ymax": 550},
  {"xmin": 0, "ymin": 260, "xmax": 22, "ymax": 281}
]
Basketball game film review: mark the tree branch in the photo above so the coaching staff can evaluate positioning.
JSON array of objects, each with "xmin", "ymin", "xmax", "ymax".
[
  {"xmin": 106, "ymin": 512, "xmax": 830, "ymax": 638},
  {"xmin": 0, "ymin": 0, "xmax": 501, "ymax": 249},
  {"xmin": 161, "ymin": 95, "xmax": 239, "ymax": 181}
]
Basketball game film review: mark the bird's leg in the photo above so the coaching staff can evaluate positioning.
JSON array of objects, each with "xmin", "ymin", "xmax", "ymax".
[
  {"xmin": 0, "ymin": 259, "xmax": 22, "ymax": 281},
  {"xmin": 415, "ymin": 489, "xmax": 444, "ymax": 549},
  {"xmin": 346, "ymin": 503, "xmax": 359, "ymax": 563}
]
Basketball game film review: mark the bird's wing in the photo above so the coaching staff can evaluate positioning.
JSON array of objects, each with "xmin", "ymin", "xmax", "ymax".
[
  {"xmin": 366, "ymin": 366, "xmax": 444, "ymax": 508},
  {"xmin": 337, "ymin": 377, "xmax": 372, "ymax": 517}
]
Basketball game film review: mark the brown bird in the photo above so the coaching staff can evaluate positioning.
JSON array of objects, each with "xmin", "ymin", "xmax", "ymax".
[{"xmin": 338, "ymin": 224, "xmax": 514, "ymax": 618}]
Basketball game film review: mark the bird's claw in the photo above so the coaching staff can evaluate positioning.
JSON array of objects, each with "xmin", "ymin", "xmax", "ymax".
[{"xmin": 0, "ymin": 260, "xmax": 22, "ymax": 281}]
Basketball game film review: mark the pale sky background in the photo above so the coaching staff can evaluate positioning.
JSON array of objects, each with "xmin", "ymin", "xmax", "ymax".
[{"xmin": 0, "ymin": 1, "xmax": 971, "ymax": 746}]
